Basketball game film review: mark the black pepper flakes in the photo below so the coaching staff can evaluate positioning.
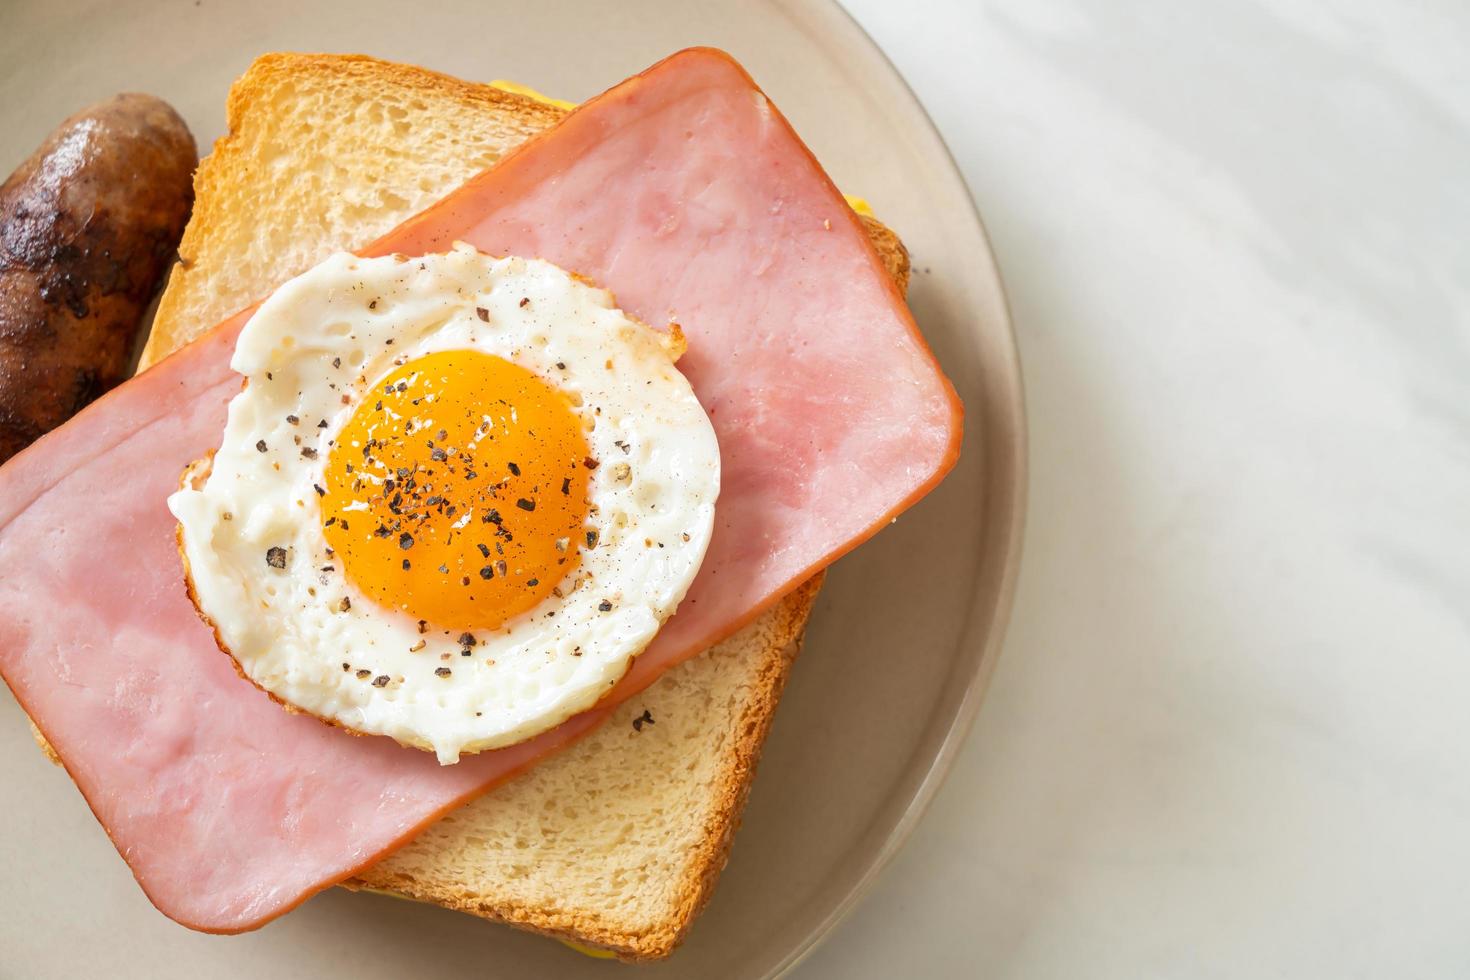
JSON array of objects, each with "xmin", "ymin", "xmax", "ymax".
[
  {"xmin": 372, "ymin": 675, "xmax": 390, "ymax": 688},
  {"xmin": 475, "ymin": 307, "xmax": 489, "ymax": 322},
  {"xmin": 337, "ymin": 596, "xmax": 351, "ymax": 612},
  {"xmin": 479, "ymin": 566, "xmax": 494, "ymax": 580},
  {"xmin": 516, "ymin": 498, "xmax": 536, "ymax": 512},
  {"xmin": 458, "ymin": 633, "xmax": 477, "ymax": 648},
  {"xmin": 399, "ymin": 532, "xmax": 415, "ymax": 550},
  {"xmin": 519, "ymin": 297, "xmax": 530, "ymax": 308},
  {"xmin": 507, "ymin": 461, "xmax": 521, "ymax": 476},
  {"xmin": 286, "ymin": 414, "xmax": 299, "ymax": 425},
  {"xmin": 598, "ymin": 599, "xmax": 613, "ymax": 612},
  {"xmin": 355, "ymin": 669, "xmax": 371, "ymax": 679},
  {"xmin": 632, "ymin": 709, "xmax": 654, "ymax": 732},
  {"xmin": 586, "ymin": 530, "xmax": 599, "ymax": 549},
  {"xmin": 256, "ymin": 440, "xmax": 268, "ymax": 453},
  {"xmin": 435, "ymin": 667, "xmax": 452, "ymax": 677},
  {"xmin": 266, "ymin": 547, "xmax": 288, "ymax": 569},
  {"xmin": 561, "ymin": 477, "xmax": 571, "ymax": 495},
  {"xmin": 313, "ymin": 484, "xmax": 326, "ymax": 497},
  {"xmin": 301, "ymin": 447, "xmax": 319, "ymax": 460}
]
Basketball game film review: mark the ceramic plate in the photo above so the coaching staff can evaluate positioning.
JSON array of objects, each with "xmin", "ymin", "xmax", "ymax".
[{"xmin": 0, "ymin": 0, "xmax": 1024, "ymax": 975}]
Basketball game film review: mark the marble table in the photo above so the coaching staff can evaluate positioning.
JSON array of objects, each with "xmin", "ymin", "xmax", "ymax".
[{"xmin": 804, "ymin": 2, "xmax": 1470, "ymax": 977}]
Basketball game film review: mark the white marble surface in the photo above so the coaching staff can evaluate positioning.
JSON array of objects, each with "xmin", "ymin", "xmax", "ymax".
[{"xmin": 805, "ymin": 2, "xmax": 1470, "ymax": 977}]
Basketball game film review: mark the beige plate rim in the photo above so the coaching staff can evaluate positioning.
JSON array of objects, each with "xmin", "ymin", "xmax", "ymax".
[{"xmin": 764, "ymin": 2, "xmax": 1027, "ymax": 975}]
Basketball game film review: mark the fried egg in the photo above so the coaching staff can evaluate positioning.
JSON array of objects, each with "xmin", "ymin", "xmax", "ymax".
[{"xmin": 169, "ymin": 245, "xmax": 719, "ymax": 763}]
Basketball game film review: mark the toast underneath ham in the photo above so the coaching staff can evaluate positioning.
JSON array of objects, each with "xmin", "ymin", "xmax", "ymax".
[{"xmin": 0, "ymin": 48, "xmax": 960, "ymax": 933}]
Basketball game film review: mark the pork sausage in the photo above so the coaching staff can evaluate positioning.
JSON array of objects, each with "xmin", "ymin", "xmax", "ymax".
[{"xmin": 0, "ymin": 93, "xmax": 195, "ymax": 464}]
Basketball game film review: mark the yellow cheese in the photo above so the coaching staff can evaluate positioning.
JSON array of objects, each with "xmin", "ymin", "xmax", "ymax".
[
  {"xmin": 488, "ymin": 80, "xmax": 578, "ymax": 112},
  {"xmin": 353, "ymin": 885, "xmax": 420, "ymax": 903},
  {"xmin": 558, "ymin": 939, "xmax": 620, "ymax": 959},
  {"xmin": 491, "ymin": 81, "xmax": 875, "ymax": 217}
]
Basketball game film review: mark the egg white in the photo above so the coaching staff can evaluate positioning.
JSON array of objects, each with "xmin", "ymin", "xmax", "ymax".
[{"xmin": 169, "ymin": 245, "xmax": 719, "ymax": 763}]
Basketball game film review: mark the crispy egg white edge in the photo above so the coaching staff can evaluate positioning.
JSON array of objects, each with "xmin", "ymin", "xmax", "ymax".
[{"xmin": 169, "ymin": 245, "xmax": 720, "ymax": 763}]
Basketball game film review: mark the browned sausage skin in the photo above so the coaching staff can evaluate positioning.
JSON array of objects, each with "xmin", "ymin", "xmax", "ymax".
[{"xmin": 0, "ymin": 93, "xmax": 195, "ymax": 464}]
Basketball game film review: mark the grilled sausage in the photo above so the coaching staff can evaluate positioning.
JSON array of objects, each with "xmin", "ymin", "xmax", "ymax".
[{"xmin": 0, "ymin": 93, "xmax": 195, "ymax": 464}]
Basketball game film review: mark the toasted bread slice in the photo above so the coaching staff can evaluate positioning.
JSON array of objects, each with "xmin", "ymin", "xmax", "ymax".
[{"xmin": 141, "ymin": 53, "xmax": 909, "ymax": 959}]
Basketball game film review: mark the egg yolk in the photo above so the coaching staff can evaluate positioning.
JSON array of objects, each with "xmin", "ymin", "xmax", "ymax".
[{"xmin": 322, "ymin": 350, "xmax": 590, "ymax": 632}]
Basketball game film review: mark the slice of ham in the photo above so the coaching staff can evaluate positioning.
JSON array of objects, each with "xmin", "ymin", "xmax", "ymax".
[{"xmin": 0, "ymin": 48, "xmax": 960, "ymax": 933}]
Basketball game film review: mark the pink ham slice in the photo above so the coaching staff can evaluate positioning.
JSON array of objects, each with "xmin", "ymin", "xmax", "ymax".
[{"xmin": 0, "ymin": 48, "xmax": 960, "ymax": 933}]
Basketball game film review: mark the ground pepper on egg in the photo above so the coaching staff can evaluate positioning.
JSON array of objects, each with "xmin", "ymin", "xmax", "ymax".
[{"xmin": 318, "ymin": 349, "xmax": 592, "ymax": 633}]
